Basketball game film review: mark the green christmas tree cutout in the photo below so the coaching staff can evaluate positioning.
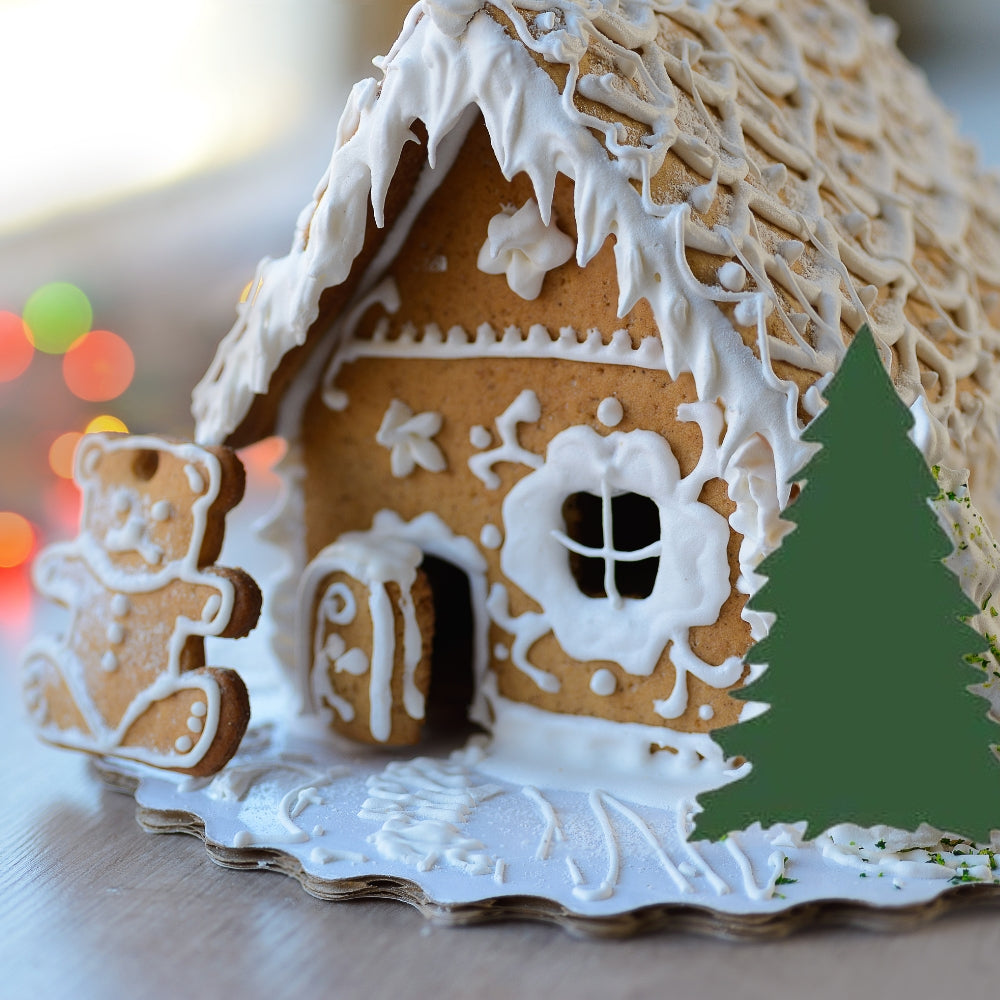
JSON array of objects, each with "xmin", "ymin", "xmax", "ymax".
[{"xmin": 695, "ymin": 326, "xmax": 1000, "ymax": 844}]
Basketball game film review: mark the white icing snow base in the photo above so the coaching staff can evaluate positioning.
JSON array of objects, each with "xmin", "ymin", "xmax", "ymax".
[
  {"xmin": 117, "ymin": 711, "xmax": 1000, "ymax": 927},
  {"xmin": 106, "ymin": 629, "xmax": 1000, "ymax": 932}
]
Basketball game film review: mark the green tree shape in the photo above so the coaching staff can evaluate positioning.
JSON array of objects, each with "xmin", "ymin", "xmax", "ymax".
[{"xmin": 694, "ymin": 326, "xmax": 1000, "ymax": 843}]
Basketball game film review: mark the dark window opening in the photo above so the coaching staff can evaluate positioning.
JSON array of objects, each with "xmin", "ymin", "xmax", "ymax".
[
  {"xmin": 420, "ymin": 555, "xmax": 481, "ymax": 738},
  {"xmin": 561, "ymin": 491, "xmax": 660, "ymax": 600},
  {"xmin": 561, "ymin": 492, "xmax": 605, "ymax": 597}
]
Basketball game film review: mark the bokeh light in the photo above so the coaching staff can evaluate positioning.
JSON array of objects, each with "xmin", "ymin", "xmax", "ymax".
[
  {"xmin": 49, "ymin": 432, "xmax": 83, "ymax": 480},
  {"xmin": 0, "ymin": 311, "xmax": 33, "ymax": 381},
  {"xmin": 62, "ymin": 329, "xmax": 134, "ymax": 401},
  {"xmin": 85, "ymin": 414, "xmax": 129, "ymax": 434},
  {"xmin": 239, "ymin": 435, "xmax": 286, "ymax": 476},
  {"xmin": 44, "ymin": 479, "xmax": 82, "ymax": 538},
  {"xmin": 0, "ymin": 565, "xmax": 35, "ymax": 645},
  {"xmin": 23, "ymin": 282, "xmax": 93, "ymax": 355},
  {"xmin": 0, "ymin": 512, "xmax": 35, "ymax": 569}
]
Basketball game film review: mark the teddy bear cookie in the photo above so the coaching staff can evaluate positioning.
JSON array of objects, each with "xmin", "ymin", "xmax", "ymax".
[{"xmin": 22, "ymin": 433, "xmax": 261, "ymax": 776}]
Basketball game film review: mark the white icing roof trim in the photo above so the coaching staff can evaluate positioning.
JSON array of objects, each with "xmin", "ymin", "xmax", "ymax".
[{"xmin": 192, "ymin": 0, "xmax": 1000, "ymax": 513}]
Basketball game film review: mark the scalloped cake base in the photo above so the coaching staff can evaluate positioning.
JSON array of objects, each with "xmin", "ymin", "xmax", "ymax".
[{"xmin": 93, "ymin": 709, "xmax": 1000, "ymax": 939}]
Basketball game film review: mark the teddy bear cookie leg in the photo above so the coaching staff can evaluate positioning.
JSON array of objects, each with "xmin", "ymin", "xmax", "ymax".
[
  {"xmin": 23, "ymin": 432, "xmax": 261, "ymax": 776},
  {"xmin": 117, "ymin": 667, "xmax": 252, "ymax": 777},
  {"xmin": 22, "ymin": 635, "xmax": 96, "ymax": 741}
]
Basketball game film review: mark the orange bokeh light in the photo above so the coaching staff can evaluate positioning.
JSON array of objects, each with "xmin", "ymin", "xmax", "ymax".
[
  {"xmin": 49, "ymin": 431, "xmax": 84, "ymax": 479},
  {"xmin": 0, "ymin": 311, "xmax": 34, "ymax": 382},
  {"xmin": 0, "ymin": 512, "xmax": 36, "ymax": 569},
  {"xmin": 62, "ymin": 329, "xmax": 134, "ymax": 402},
  {"xmin": 239, "ymin": 435, "xmax": 287, "ymax": 475}
]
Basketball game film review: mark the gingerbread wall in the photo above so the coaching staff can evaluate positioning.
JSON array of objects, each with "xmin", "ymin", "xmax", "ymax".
[{"xmin": 296, "ymin": 120, "xmax": 754, "ymax": 739}]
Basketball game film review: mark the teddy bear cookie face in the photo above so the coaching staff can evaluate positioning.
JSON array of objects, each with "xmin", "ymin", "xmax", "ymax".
[
  {"xmin": 23, "ymin": 433, "xmax": 260, "ymax": 777},
  {"xmin": 74, "ymin": 436, "xmax": 233, "ymax": 579}
]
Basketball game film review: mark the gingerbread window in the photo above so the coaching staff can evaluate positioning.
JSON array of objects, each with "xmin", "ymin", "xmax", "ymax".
[{"xmin": 558, "ymin": 491, "xmax": 660, "ymax": 603}]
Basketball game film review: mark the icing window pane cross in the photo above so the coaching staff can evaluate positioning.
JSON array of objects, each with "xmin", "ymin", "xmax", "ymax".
[{"xmin": 554, "ymin": 479, "xmax": 661, "ymax": 608}]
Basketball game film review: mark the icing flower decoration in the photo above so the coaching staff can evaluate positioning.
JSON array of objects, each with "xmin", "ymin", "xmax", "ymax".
[
  {"xmin": 375, "ymin": 399, "xmax": 448, "ymax": 478},
  {"xmin": 477, "ymin": 198, "xmax": 575, "ymax": 300}
]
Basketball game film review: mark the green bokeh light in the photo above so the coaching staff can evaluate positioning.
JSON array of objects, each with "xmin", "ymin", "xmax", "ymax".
[{"xmin": 23, "ymin": 282, "xmax": 93, "ymax": 355}]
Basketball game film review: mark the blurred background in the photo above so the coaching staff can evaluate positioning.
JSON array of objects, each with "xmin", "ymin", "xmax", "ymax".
[{"xmin": 0, "ymin": 0, "xmax": 998, "ymax": 652}]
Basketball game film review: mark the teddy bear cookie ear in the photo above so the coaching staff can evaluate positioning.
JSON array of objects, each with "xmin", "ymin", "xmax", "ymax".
[
  {"xmin": 22, "ymin": 434, "xmax": 261, "ymax": 777},
  {"xmin": 189, "ymin": 445, "xmax": 247, "ymax": 566},
  {"xmin": 74, "ymin": 432, "xmax": 114, "ymax": 484}
]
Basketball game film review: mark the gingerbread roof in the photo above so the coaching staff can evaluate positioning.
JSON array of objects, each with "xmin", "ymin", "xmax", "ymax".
[{"xmin": 191, "ymin": 0, "xmax": 1000, "ymax": 511}]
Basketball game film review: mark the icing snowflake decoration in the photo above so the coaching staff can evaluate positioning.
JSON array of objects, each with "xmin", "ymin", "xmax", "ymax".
[
  {"xmin": 375, "ymin": 399, "xmax": 447, "ymax": 478},
  {"xmin": 477, "ymin": 199, "xmax": 575, "ymax": 300}
]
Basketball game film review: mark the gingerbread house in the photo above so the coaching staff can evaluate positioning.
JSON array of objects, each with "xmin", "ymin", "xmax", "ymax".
[{"xmin": 191, "ymin": 0, "xmax": 1000, "ymax": 799}]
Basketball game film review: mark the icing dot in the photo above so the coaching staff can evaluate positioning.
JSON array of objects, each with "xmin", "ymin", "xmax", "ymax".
[
  {"xmin": 233, "ymin": 830, "xmax": 253, "ymax": 848},
  {"xmin": 698, "ymin": 704, "xmax": 715, "ymax": 721},
  {"xmin": 335, "ymin": 648, "xmax": 369, "ymax": 676},
  {"xmin": 190, "ymin": 701, "xmax": 208, "ymax": 718},
  {"xmin": 843, "ymin": 210, "xmax": 868, "ymax": 237},
  {"xmin": 718, "ymin": 262, "xmax": 747, "ymax": 292},
  {"xmin": 470, "ymin": 425, "xmax": 491, "ymax": 449},
  {"xmin": 493, "ymin": 643, "xmax": 509, "ymax": 661},
  {"xmin": 101, "ymin": 651, "xmax": 118, "ymax": 673},
  {"xmin": 596, "ymin": 397, "xmax": 623, "ymax": 427},
  {"xmin": 761, "ymin": 162, "xmax": 787, "ymax": 192},
  {"xmin": 590, "ymin": 668, "xmax": 617, "ymax": 696},
  {"xmin": 110, "ymin": 594, "xmax": 130, "ymax": 617},
  {"xmin": 187, "ymin": 716, "xmax": 204, "ymax": 733},
  {"xmin": 428, "ymin": 255, "xmax": 448, "ymax": 273},
  {"xmin": 323, "ymin": 634, "xmax": 347, "ymax": 662},
  {"xmin": 779, "ymin": 240, "xmax": 804, "ymax": 264},
  {"xmin": 151, "ymin": 500, "xmax": 172, "ymax": 522},
  {"xmin": 175, "ymin": 735, "xmax": 193, "ymax": 753},
  {"xmin": 734, "ymin": 295, "xmax": 772, "ymax": 327},
  {"xmin": 480, "ymin": 524, "xmax": 502, "ymax": 549},
  {"xmin": 106, "ymin": 622, "xmax": 124, "ymax": 645},
  {"xmin": 312, "ymin": 825, "xmax": 326, "ymax": 837},
  {"xmin": 113, "ymin": 491, "xmax": 131, "ymax": 514}
]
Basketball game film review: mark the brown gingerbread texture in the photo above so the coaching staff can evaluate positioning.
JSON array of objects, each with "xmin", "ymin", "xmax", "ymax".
[{"xmin": 22, "ymin": 433, "xmax": 261, "ymax": 776}]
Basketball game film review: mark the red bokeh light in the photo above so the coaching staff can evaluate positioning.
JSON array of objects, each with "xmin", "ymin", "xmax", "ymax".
[
  {"xmin": 62, "ymin": 329, "xmax": 134, "ymax": 402},
  {"xmin": 0, "ymin": 512, "xmax": 36, "ymax": 569},
  {"xmin": 0, "ymin": 311, "xmax": 34, "ymax": 382},
  {"xmin": 0, "ymin": 565, "xmax": 35, "ymax": 645}
]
